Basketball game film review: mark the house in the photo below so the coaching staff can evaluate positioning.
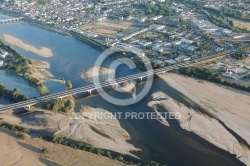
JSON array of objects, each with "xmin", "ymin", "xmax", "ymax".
[
  {"xmin": 165, "ymin": 59, "xmax": 177, "ymax": 65},
  {"xmin": 139, "ymin": 16, "xmax": 148, "ymax": 22},
  {"xmin": 138, "ymin": 41, "xmax": 152, "ymax": 47},
  {"xmin": 152, "ymin": 46, "xmax": 163, "ymax": 52},
  {"xmin": 0, "ymin": 61, "xmax": 3, "ymax": 67},
  {"xmin": 219, "ymin": 28, "xmax": 232, "ymax": 34},
  {"xmin": 0, "ymin": 49, "xmax": 8, "ymax": 59},
  {"xmin": 151, "ymin": 15, "xmax": 163, "ymax": 21},
  {"xmin": 172, "ymin": 40, "xmax": 182, "ymax": 46},
  {"xmin": 175, "ymin": 56, "xmax": 191, "ymax": 62}
]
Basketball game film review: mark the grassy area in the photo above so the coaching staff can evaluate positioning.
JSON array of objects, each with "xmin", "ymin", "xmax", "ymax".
[{"xmin": 229, "ymin": 17, "xmax": 250, "ymax": 31}]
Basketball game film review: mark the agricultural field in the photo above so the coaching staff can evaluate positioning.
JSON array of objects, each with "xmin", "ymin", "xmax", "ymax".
[
  {"xmin": 229, "ymin": 18, "xmax": 250, "ymax": 31},
  {"xmin": 79, "ymin": 19, "xmax": 134, "ymax": 36}
]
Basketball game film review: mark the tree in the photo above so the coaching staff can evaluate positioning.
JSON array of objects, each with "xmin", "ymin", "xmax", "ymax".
[
  {"xmin": 17, "ymin": 132, "xmax": 26, "ymax": 139},
  {"xmin": 41, "ymin": 148, "xmax": 49, "ymax": 154},
  {"xmin": 23, "ymin": 128, "xmax": 30, "ymax": 134},
  {"xmin": 116, "ymin": 155, "xmax": 124, "ymax": 162},
  {"xmin": 106, "ymin": 151, "xmax": 112, "ymax": 158},
  {"xmin": 12, "ymin": 88, "xmax": 20, "ymax": 98},
  {"xmin": 66, "ymin": 80, "xmax": 73, "ymax": 90},
  {"xmin": 53, "ymin": 135, "xmax": 63, "ymax": 144}
]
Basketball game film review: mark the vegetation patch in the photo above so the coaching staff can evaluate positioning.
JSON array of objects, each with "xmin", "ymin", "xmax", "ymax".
[
  {"xmin": 180, "ymin": 66, "xmax": 250, "ymax": 92},
  {"xmin": 0, "ymin": 40, "xmax": 49, "ymax": 95}
]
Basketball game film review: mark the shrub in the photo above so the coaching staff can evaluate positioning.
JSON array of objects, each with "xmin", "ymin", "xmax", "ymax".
[
  {"xmin": 17, "ymin": 132, "xmax": 26, "ymax": 139},
  {"xmin": 41, "ymin": 148, "xmax": 49, "ymax": 154}
]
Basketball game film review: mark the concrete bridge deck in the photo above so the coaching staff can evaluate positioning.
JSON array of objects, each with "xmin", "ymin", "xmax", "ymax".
[{"xmin": 0, "ymin": 46, "xmax": 244, "ymax": 112}]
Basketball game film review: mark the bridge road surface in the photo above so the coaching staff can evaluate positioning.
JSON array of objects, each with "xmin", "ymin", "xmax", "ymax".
[{"xmin": 0, "ymin": 46, "xmax": 246, "ymax": 112}]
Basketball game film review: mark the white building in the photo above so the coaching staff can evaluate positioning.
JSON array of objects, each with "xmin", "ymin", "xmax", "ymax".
[
  {"xmin": 151, "ymin": 15, "xmax": 163, "ymax": 21},
  {"xmin": 175, "ymin": 56, "xmax": 191, "ymax": 62},
  {"xmin": 0, "ymin": 61, "xmax": 3, "ymax": 67},
  {"xmin": 152, "ymin": 46, "xmax": 163, "ymax": 52},
  {"xmin": 0, "ymin": 49, "xmax": 8, "ymax": 59},
  {"xmin": 165, "ymin": 59, "xmax": 177, "ymax": 65},
  {"xmin": 138, "ymin": 41, "xmax": 152, "ymax": 47}
]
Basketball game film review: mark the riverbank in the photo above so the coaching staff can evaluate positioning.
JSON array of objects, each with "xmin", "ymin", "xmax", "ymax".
[
  {"xmin": 0, "ymin": 9, "xmax": 108, "ymax": 53},
  {"xmin": 0, "ymin": 105, "xmax": 139, "ymax": 158},
  {"xmin": 0, "ymin": 10, "xmax": 147, "ymax": 71},
  {"xmin": 30, "ymin": 59, "xmax": 64, "ymax": 84},
  {"xmin": 2, "ymin": 34, "xmax": 53, "ymax": 58},
  {"xmin": 0, "ymin": 128, "xmax": 124, "ymax": 166},
  {"xmin": 157, "ymin": 73, "xmax": 250, "ymax": 166},
  {"xmin": 81, "ymin": 66, "xmax": 115, "ymax": 83},
  {"xmin": 0, "ymin": 41, "xmax": 49, "ymax": 95}
]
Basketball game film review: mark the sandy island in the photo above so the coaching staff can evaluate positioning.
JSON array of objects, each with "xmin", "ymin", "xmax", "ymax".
[
  {"xmin": 2, "ymin": 72, "xmax": 250, "ymax": 164},
  {"xmin": 0, "ymin": 105, "xmax": 139, "ymax": 157},
  {"xmin": 2, "ymin": 34, "xmax": 53, "ymax": 58},
  {"xmin": 30, "ymin": 59, "xmax": 53, "ymax": 80},
  {"xmin": 148, "ymin": 73, "xmax": 250, "ymax": 166},
  {"xmin": 29, "ymin": 59, "xmax": 64, "ymax": 84},
  {"xmin": 81, "ymin": 66, "xmax": 115, "ymax": 83},
  {"xmin": 81, "ymin": 66, "xmax": 137, "ymax": 97}
]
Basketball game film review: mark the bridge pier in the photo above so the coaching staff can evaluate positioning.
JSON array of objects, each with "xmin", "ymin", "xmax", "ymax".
[
  {"xmin": 87, "ymin": 90, "xmax": 92, "ymax": 95},
  {"xmin": 0, "ymin": 17, "xmax": 23, "ymax": 25},
  {"xmin": 112, "ymin": 83, "xmax": 119, "ymax": 88},
  {"xmin": 25, "ymin": 105, "xmax": 32, "ymax": 110},
  {"xmin": 58, "ymin": 95, "xmax": 69, "ymax": 100}
]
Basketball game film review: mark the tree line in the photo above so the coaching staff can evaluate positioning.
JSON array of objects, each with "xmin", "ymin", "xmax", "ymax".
[
  {"xmin": 0, "ymin": 40, "xmax": 48, "ymax": 95},
  {"xmin": 0, "ymin": 84, "xmax": 28, "ymax": 101},
  {"xmin": 180, "ymin": 66, "xmax": 250, "ymax": 92},
  {"xmin": 0, "ymin": 122, "xmax": 160, "ymax": 166},
  {"xmin": 203, "ymin": 7, "xmax": 250, "ymax": 33},
  {"xmin": 46, "ymin": 98, "xmax": 75, "ymax": 113}
]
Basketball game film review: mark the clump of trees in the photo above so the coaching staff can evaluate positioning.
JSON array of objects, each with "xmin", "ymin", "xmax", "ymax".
[
  {"xmin": 180, "ymin": 66, "xmax": 250, "ymax": 92},
  {"xmin": 65, "ymin": 80, "xmax": 73, "ymax": 90},
  {"xmin": 28, "ymin": 77, "xmax": 48, "ymax": 95},
  {"xmin": 0, "ymin": 122, "xmax": 30, "ymax": 139},
  {"xmin": 0, "ymin": 40, "xmax": 48, "ymax": 95},
  {"xmin": 46, "ymin": 99, "xmax": 75, "ymax": 113},
  {"xmin": 231, "ymin": 50, "xmax": 247, "ymax": 60},
  {"xmin": 180, "ymin": 66, "xmax": 223, "ymax": 82},
  {"xmin": 0, "ymin": 84, "xmax": 28, "ymax": 101},
  {"xmin": 0, "ymin": 122, "xmax": 160, "ymax": 165},
  {"xmin": 139, "ymin": 3, "xmax": 171, "ymax": 16},
  {"xmin": 220, "ymin": 8, "xmax": 250, "ymax": 22},
  {"xmin": 4, "ymin": 54, "xmax": 31, "ymax": 75},
  {"xmin": 17, "ymin": 131, "xmax": 27, "ymax": 139},
  {"xmin": 203, "ymin": 7, "xmax": 250, "ymax": 33},
  {"xmin": 231, "ymin": 47, "xmax": 250, "ymax": 60},
  {"xmin": 37, "ymin": 0, "xmax": 49, "ymax": 5}
]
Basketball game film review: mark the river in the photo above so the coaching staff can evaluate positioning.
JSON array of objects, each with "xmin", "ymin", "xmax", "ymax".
[{"xmin": 0, "ymin": 14, "xmax": 244, "ymax": 166}]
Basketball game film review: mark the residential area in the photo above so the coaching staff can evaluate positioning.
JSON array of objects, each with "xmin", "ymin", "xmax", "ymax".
[{"xmin": 0, "ymin": 0, "xmax": 250, "ymax": 78}]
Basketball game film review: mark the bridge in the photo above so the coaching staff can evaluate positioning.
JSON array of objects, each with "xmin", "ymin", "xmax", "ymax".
[
  {"xmin": 0, "ymin": 17, "xmax": 24, "ymax": 24},
  {"xmin": 0, "ymin": 47, "xmax": 245, "ymax": 112}
]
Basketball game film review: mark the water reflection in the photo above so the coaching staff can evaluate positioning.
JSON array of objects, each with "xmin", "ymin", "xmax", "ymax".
[{"xmin": 0, "ymin": 70, "xmax": 39, "ymax": 98}]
